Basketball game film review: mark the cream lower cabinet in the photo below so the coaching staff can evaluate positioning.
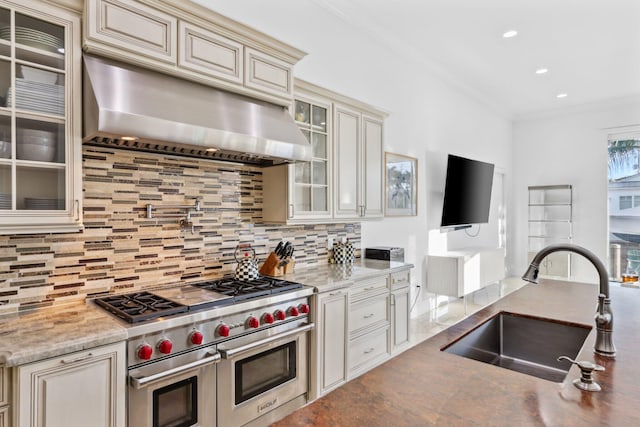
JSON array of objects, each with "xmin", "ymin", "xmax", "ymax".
[
  {"xmin": 1, "ymin": 365, "xmax": 9, "ymax": 427},
  {"xmin": 334, "ymin": 104, "xmax": 384, "ymax": 220},
  {"xmin": 389, "ymin": 268, "xmax": 411, "ymax": 355},
  {"xmin": 347, "ymin": 274, "xmax": 390, "ymax": 379},
  {"xmin": 14, "ymin": 342, "xmax": 126, "ymax": 427},
  {"xmin": 310, "ymin": 287, "xmax": 348, "ymax": 400}
]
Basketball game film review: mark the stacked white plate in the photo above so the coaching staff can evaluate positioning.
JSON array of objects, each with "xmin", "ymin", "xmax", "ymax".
[
  {"xmin": 6, "ymin": 78, "xmax": 64, "ymax": 116},
  {"xmin": 24, "ymin": 197, "xmax": 64, "ymax": 210},
  {"xmin": 0, "ymin": 193, "xmax": 11, "ymax": 210},
  {"xmin": 0, "ymin": 26, "xmax": 63, "ymax": 54}
]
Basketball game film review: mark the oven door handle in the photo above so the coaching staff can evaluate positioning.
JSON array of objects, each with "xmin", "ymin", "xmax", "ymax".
[
  {"xmin": 219, "ymin": 323, "xmax": 314, "ymax": 360},
  {"xmin": 130, "ymin": 352, "xmax": 221, "ymax": 389}
]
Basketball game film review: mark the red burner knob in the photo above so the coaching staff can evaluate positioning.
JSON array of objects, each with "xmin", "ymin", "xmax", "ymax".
[
  {"xmin": 137, "ymin": 343, "xmax": 153, "ymax": 360},
  {"xmin": 217, "ymin": 324, "xmax": 230, "ymax": 337},
  {"xmin": 247, "ymin": 316, "xmax": 260, "ymax": 329},
  {"xmin": 298, "ymin": 303, "xmax": 310, "ymax": 314},
  {"xmin": 263, "ymin": 312, "xmax": 275, "ymax": 324},
  {"xmin": 158, "ymin": 339, "xmax": 173, "ymax": 354},
  {"xmin": 274, "ymin": 309, "xmax": 286, "ymax": 321},
  {"xmin": 190, "ymin": 331, "xmax": 204, "ymax": 345},
  {"xmin": 289, "ymin": 306, "xmax": 300, "ymax": 317}
]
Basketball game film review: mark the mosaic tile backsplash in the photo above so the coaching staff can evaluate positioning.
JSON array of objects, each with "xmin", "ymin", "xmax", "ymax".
[{"xmin": 0, "ymin": 146, "xmax": 360, "ymax": 314}]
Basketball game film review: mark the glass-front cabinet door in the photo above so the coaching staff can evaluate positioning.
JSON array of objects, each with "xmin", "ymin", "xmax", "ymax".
[
  {"xmin": 0, "ymin": 0, "xmax": 81, "ymax": 233},
  {"xmin": 291, "ymin": 95, "xmax": 331, "ymax": 219}
]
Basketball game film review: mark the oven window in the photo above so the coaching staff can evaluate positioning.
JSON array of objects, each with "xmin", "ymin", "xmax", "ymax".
[
  {"xmin": 235, "ymin": 342, "xmax": 296, "ymax": 404},
  {"xmin": 153, "ymin": 376, "xmax": 198, "ymax": 427}
]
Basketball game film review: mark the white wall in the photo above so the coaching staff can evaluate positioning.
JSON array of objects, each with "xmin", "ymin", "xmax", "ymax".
[
  {"xmin": 511, "ymin": 98, "xmax": 640, "ymax": 284},
  {"xmin": 196, "ymin": 0, "xmax": 512, "ymax": 316}
]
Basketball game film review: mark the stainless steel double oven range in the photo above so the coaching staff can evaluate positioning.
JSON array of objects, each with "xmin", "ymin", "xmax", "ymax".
[{"xmin": 95, "ymin": 276, "xmax": 314, "ymax": 427}]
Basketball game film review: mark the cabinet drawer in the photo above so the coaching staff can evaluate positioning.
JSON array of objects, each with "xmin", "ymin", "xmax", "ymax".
[
  {"xmin": 0, "ymin": 365, "xmax": 6, "ymax": 406},
  {"xmin": 86, "ymin": 0, "xmax": 177, "ymax": 63},
  {"xmin": 349, "ymin": 294, "xmax": 389, "ymax": 334},
  {"xmin": 348, "ymin": 326, "xmax": 389, "ymax": 374},
  {"xmin": 389, "ymin": 269, "xmax": 410, "ymax": 290},
  {"xmin": 178, "ymin": 21, "xmax": 243, "ymax": 84},
  {"xmin": 244, "ymin": 47, "xmax": 293, "ymax": 97},
  {"xmin": 350, "ymin": 275, "xmax": 388, "ymax": 301}
]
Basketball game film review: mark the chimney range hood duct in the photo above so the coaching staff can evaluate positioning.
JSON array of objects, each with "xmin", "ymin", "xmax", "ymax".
[{"xmin": 82, "ymin": 55, "xmax": 311, "ymax": 165}]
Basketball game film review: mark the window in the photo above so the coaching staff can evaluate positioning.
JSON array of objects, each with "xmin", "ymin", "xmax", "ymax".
[
  {"xmin": 634, "ymin": 196, "xmax": 640, "ymax": 208},
  {"xmin": 620, "ymin": 196, "xmax": 633, "ymax": 210}
]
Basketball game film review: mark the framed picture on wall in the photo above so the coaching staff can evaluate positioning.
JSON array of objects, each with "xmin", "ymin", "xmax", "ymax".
[{"xmin": 385, "ymin": 152, "xmax": 417, "ymax": 216}]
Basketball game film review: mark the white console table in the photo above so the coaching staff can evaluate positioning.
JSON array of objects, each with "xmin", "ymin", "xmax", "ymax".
[{"xmin": 427, "ymin": 248, "xmax": 506, "ymax": 298}]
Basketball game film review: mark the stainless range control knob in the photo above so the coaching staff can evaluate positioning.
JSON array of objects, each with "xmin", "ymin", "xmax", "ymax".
[
  {"xmin": 263, "ymin": 312, "xmax": 275, "ymax": 324},
  {"xmin": 298, "ymin": 303, "xmax": 310, "ymax": 314},
  {"xmin": 190, "ymin": 330, "xmax": 204, "ymax": 345},
  {"xmin": 137, "ymin": 343, "xmax": 153, "ymax": 360},
  {"xmin": 247, "ymin": 316, "xmax": 260, "ymax": 329},
  {"xmin": 217, "ymin": 324, "xmax": 230, "ymax": 337},
  {"xmin": 158, "ymin": 339, "xmax": 173, "ymax": 354}
]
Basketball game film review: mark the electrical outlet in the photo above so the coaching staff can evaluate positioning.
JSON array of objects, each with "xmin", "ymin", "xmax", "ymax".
[{"xmin": 327, "ymin": 236, "xmax": 334, "ymax": 248}]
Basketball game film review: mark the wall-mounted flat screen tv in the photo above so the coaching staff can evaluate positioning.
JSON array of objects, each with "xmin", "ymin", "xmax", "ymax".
[{"xmin": 441, "ymin": 154, "xmax": 495, "ymax": 228}]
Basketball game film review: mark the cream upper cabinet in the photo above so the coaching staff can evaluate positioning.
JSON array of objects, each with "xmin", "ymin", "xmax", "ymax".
[
  {"xmin": 14, "ymin": 342, "xmax": 126, "ymax": 427},
  {"xmin": 85, "ymin": 0, "xmax": 177, "ymax": 64},
  {"xmin": 178, "ymin": 20, "xmax": 243, "ymax": 84},
  {"xmin": 0, "ymin": 0, "xmax": 83, "ymax": 234},
  {"xmin": 334, "ymin": 103, "xmax": 385, "ymax": 220},
  {"xmin": 263, "ymin": 87, "xmax": 332, "ymax": 223},
  {"xmin": 83, "ymin": 0, "xmax": 305, "ymax": 105},
  {"xmin": 244, "ymin": 47, "xmax": 293, "ymax": 98},
  {"xmin": 334, "ymin": 104, "xmax": 360, "ymax": 218}
]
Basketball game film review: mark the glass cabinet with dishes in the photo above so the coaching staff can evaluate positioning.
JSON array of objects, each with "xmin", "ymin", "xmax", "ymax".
[
  {"xmin": 0, "ymin": 0, "xmax": 81, "ymax": 233},
  {"xmin": 262, "ymin": 83, "xmax": 333, "ymax": 223},
  {"xmin": 292, "ymin": 95, "xmax": 331, "ymax": 217}
]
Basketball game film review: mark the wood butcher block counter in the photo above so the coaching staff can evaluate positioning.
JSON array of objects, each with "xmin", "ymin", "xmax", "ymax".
[{"xmin": 273, "ymin": 280, "xmax": 640, "ymax": 426}]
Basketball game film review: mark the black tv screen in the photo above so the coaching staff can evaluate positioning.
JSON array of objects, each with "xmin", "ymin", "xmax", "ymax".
[{"xmin": 441, "ymin": 154, "xmax": 495, "ymax": 228}]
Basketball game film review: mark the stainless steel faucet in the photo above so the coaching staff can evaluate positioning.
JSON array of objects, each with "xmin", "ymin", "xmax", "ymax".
[{"xmin": 522, "ymin": 243, "xmax": 616, "ymax": 358}]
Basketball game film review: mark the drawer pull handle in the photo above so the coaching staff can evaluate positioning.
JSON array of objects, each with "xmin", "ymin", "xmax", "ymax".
[
  {"xmin": 364, "ymin": 313, "xmax": 375, "ymax": 319},
  {"xmin": 363, "ymin": 286, "xmax": 375, "ymax": 291},
  {"xmin": 363, "ymin": 347, "xmax": 375, "ymax": 354},
  {"xmin": 329, "ymin": 290, "xmax": 344, "ymax": 296},
  {"xmin": 61, "ymin": 353, "xmax": 93, "ymax": 364}
]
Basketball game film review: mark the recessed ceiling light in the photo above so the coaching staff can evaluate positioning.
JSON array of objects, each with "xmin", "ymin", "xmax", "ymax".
[
  {"xmin": 120, "ymin": 136, "xmax": 138, "ymax": 141},
  {"xmin": 556, "ymin": 93, "xmax": 568, "ymax": 98},
  {"xmin": 502, "ymin": 30, "xmax": 518, "ymax": 38},
  {"xmin": 205, "ymin": 148, "xmax": 218, "ymax": 153},
  {"xmin": 57, "ymin": 47, "xmax": 65, "ymax": 54},
  {"xmin": 535, "ymin": 68, "xmax": 548, "ymax": 74}
]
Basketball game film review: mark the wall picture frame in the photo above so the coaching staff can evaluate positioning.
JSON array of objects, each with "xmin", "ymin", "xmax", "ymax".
[{"xmin": 385, "ymin": 152, "xmax": 417, "ymax": 216}]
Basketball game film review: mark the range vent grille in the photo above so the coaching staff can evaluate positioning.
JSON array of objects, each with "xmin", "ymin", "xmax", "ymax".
[{"xmin": 84, "ymin": 137, "xmax": 278, "ymax": 166}]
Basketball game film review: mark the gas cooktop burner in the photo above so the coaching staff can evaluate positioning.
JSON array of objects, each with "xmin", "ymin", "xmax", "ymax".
[
  {"xmin": 95, "ymin": 292, "xmax": 188, "ymax": 323},
  {"xmin": 192, "ymin": 276, "xmax": 303, "ymax": 301}
]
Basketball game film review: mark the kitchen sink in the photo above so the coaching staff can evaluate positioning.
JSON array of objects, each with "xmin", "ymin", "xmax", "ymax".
[{"xmin": 442, "ymin": 312, "xmax": 592, "ymax": 382}]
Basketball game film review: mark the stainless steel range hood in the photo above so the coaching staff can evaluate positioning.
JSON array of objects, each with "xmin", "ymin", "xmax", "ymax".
[{"xmin": 82, "ymin": 55, "xmax": 311, "ymax": 165}]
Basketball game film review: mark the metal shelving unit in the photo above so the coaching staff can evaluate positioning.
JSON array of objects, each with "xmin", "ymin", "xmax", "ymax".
[{"xmin": 528, "ymin": 185, "xmax": 573, "ymax": 278}]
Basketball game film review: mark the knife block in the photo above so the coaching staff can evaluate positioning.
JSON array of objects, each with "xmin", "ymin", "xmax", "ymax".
[{"xmin": 259, "ymin": 252, "xmax": 284, "ymax": 277}]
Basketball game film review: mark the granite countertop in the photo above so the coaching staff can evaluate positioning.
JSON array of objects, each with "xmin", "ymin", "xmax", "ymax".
[
  {"xmin": 0, "ymin": 260, "xmax": 413, "ymax": 367},
  {"xmin": 283, "ymin": 259, "xmax": 414, "ymax": 293},
  {"xmin": 0, "ymin": 301, "xmax": 127, "ymax": 366},
  {"xmin": 274, "ymin": 280, "xmax": 640, "ymax": 426}
]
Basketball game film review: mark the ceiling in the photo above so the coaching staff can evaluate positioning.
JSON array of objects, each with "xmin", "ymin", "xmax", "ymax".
[{"xmin": 199, "ymin": 0, "xmax": 640, "ymax": 118}]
